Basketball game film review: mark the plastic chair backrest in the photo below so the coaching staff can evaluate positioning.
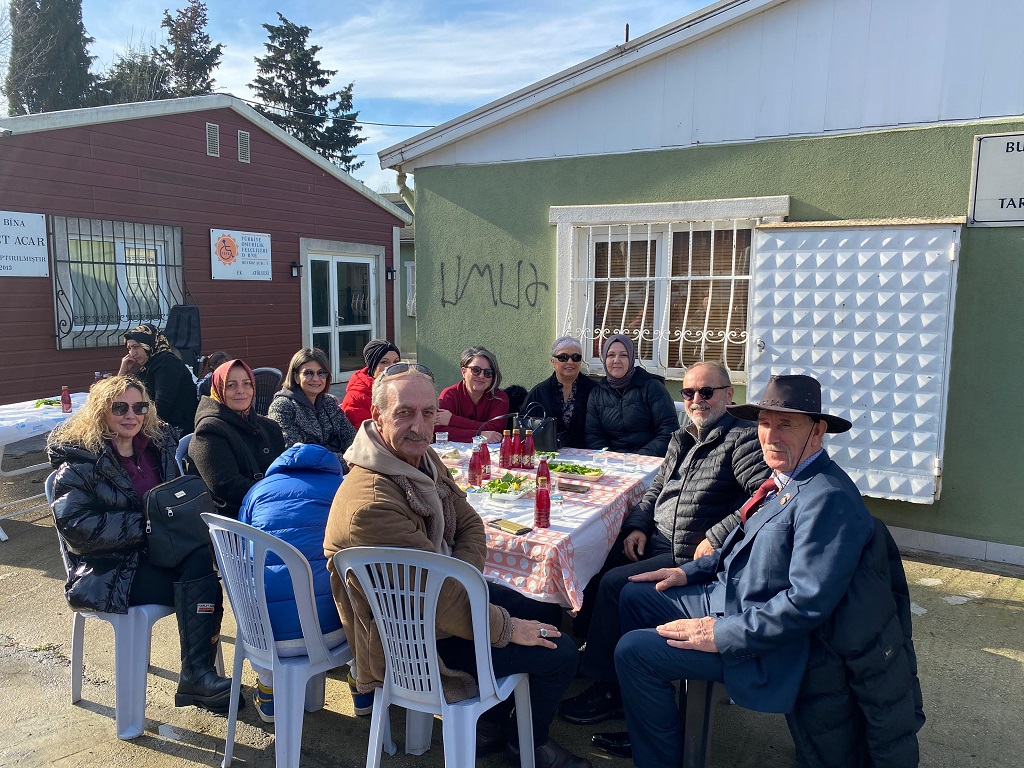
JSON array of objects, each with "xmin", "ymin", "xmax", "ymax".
[
  {"xmin": 201, "ymin": 513, "xmax": 333, "ymax": 670},
  {"xmin": 251, "ymin": 367, "xmax": 283, "ymax": 416},
  {"xmin": 175, "ymin": 433, "xmax": 193, "ymax": 475},
  {"xmin": 45, "ymin": 471, "xmax": 74, "ymax": 576},
  {"xmin": 332, "ymin": 546, "xmax": 501, "ymax": 711},
  {"xmin": 165, "ymin": 305, "xmax": 202, "ymax": 372}
]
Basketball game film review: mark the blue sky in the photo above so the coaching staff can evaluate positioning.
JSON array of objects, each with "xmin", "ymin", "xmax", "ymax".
[{"xmin": 81, "ymin": 0, "xmax": 703, "ymax": 190}]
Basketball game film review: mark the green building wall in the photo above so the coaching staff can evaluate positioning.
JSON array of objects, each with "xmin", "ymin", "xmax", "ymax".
[{"xmin": 410, "ymin": 118, "xmax": 1024, "ymax": 548}]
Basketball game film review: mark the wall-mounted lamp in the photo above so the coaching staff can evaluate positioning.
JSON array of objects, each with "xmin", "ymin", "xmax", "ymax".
[
  {"xmin": 385, "ymin": 266, "xmax": 397, "ymax": 281},
  {"xmin": 290, "ymin": 261, "xmax": 303, "ymax": 278}
]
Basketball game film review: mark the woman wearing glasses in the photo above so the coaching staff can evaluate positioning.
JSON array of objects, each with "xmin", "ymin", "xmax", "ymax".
[
  {"xmin": 268, "ymin": 348, "xmax": 355, "ymax": 463},
  {"xmin": 189, "ymin": 359, "xmax": 285, "ymax": 520},
  {"xmin": 585, "ymin": 334, "xmax": 679, "ymax": 456},
  {"xmin": 437, "ymin": 346, "xmax": 509, "ymax": 443},
  {"xmin": 523, "ymin": 337, "xmax": 596, "ymax": 449},
  {"xmin": 340, "ymin": 339, "xmax": 402, "ymax": 429},
  {"xmin": 47, "ymin": 376, "xmax": 234, "ymax": 713}
]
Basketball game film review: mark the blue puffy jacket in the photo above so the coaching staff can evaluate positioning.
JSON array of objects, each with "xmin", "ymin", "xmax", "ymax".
[{"xmin": 239, "ymin": 443, "xmax": 343, "ymax": 642}]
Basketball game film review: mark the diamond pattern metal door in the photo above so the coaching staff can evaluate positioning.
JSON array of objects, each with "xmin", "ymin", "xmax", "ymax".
[{"xmin": 750, "ymin": 224, "xmax": 960, "ymax": 503}]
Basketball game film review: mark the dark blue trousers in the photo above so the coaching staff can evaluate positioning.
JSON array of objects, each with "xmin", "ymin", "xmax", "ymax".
[{"xmin": 615, "ymin": 579, "xmax": 724, "ymax": 768}]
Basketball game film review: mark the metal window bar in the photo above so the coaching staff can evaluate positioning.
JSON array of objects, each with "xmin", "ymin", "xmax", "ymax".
[
  {"xmin": 50, "ymin": 216, "xmax": 186, "ymax": 350},
  {"xmin": 565, "ymin": 218, "xmax": 755, "ymax": 375}
]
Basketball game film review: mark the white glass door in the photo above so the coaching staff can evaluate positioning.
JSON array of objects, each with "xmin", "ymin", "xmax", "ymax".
[{"xmin": 308, "ymin": 254, "xmax": 377, "ymax": 380}]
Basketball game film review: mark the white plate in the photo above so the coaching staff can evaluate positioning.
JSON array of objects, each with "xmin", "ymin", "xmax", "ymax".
[{"xmin": 488, "ymin": 491, "xmax": 527, "ymax": 502}]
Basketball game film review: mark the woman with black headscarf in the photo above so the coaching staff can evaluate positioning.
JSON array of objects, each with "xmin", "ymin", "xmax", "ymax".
[
  {"xmin": 188, "ymin": 359, "xmax": 285, "ymax": 519},
  {"xmin": 118, "ymin": 323, "xmax": 198, "ymax": 436},
  {"xmin": 584, "ymin": 334, "xmax": 678, "ymax": 456},
  {"xmin": 340, "ymin": 339, "xmax": 401, "ymax": 428}
]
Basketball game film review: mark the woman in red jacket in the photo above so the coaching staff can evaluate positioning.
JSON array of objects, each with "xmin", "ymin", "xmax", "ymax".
[
  {"xmin": 340, "ymin": 339, "xmax": 401, "ymax": 429},
  {"xmin": 437, "ymin": 346, "xmax": 509, "ymax": 443}
]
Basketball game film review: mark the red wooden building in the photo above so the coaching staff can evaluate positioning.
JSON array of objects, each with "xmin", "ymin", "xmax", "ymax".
[{"xmin": 0, "ymin": 94, "xmax": 410, "ymax": 405}]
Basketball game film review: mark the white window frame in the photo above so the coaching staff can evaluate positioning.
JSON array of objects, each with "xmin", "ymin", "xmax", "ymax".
[{"xmin": 551, "ymin": 196, "xmax": 790, "ymax": 382}]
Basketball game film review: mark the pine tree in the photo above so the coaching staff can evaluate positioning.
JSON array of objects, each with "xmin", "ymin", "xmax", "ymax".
[
  {"xmin": 93, "ymin": 41, "xmax": 171, "ymax": 106},
  {"xmin": 5, "ymin": 0, "xmax": 94, "ymax": 115},
  {"xmin": 152, "ymin": 0, "xmax": 223, "ymax": 97},
  {"xmin": 249, "ymin": 13, "xmax": 364, "ymax": 172}
]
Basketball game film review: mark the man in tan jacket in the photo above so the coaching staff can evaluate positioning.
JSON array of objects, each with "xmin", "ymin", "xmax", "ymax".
[{"xmin": 325, "ymin": 364, "xmax": 592, "ymax": 768}]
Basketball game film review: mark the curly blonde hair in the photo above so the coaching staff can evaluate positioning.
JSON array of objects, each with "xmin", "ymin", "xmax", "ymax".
[{"xmin": 48, "ymin": 376, "xmax": 164, "ymax": 454}]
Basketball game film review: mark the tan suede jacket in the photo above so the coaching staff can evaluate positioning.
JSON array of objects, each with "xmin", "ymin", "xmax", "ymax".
[{"xmin": 324, "ymin": 445, "xmax": 512, "ymax": 703}]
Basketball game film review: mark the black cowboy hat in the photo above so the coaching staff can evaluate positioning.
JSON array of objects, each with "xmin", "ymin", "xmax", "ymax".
[{"xmin": 727, "ymin": 374, "xmax": 852, "ymax": 434}]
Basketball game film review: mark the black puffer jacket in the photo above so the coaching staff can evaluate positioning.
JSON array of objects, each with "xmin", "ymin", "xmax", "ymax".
[
  {"xmin": 621, "ymin": 413, "xmax": 770, "ymax": 560},
  {"xmin": 267, "ymin": 387, "xmax": 355, "ymax": 464},
  {"xmin": 138, "ymin": 350, "xmax": 198, "ymax": 437},
  {"xmin": 584, "ymin": 367, "xmax": 679, "ymax": 456},
  {"xmin": 47, "ymin": 428, "xmax": 179, "ymax": 614},
  {"xmin": 188, "ymin": 396, "xmax": 285, "ymax": 519},
  {"xmin": 787, "ymin": 519, "xmax": 924, "ymax": 768},
  {"xmin": 523, "ymin": 373, "xmax": 595, "ymax": 449}
]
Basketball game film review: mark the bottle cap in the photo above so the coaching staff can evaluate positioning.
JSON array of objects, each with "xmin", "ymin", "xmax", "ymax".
[{"xmin": 526, "ymin": 429, "xmax": 533, "ymax": 435}]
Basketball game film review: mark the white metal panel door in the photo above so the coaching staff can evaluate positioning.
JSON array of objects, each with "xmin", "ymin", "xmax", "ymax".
[{"xmin": 749, "ymin": 224, "xmax": 960, "ymax": 503}]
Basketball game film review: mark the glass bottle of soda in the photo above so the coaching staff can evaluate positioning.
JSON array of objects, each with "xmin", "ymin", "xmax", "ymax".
[
  {"xmin": 536, "ymin": 457, "xmax": 550, "ymax": 489},
  {"xmin": 510, "ymin": 429, "xmax": 523, "ymax": 469},
  {"xmin": 473, "ymin": 435, "xmax": 492, "ymax": 480},
  {"xmin": 534, "ymin": 476, "xmax": 550, "ymax": 528},
  {"xmin": 60, "ymin": 385, "xmax": 72, "ymax": 413},
  {"xmin": 522, "ymin": 429, "xmax": 535, "ymax": 470},
  {"xmin": 468, "ymin": 443, "xmax": 484, "ymax": 487},
  {"xmin": 499, "ymin": 429, "xmax": 513, "ymax": 469}
]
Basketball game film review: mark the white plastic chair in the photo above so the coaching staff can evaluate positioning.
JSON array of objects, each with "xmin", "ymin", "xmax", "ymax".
[
  {"xmin": 46, "ymin": 471, "xmax": 174, "ymax": 740},
  {"xmin": 175, "ymin": 433, "xmax": 193, "ymax": 475},
  {"xmin": 332, "ymin": 546, "xmax": 535, "ymax": 768},
  {"xmin": 202, "ymin": 513, "xmax": 354, "ymax": 768}
]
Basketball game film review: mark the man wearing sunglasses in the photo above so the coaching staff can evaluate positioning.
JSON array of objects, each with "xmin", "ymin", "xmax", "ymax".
[{"xmin": 561, "ymin": 361, "xmax": 770, "ymax": 749}]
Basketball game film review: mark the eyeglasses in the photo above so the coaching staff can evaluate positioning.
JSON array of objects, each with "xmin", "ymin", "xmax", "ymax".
[
  {"xmin": 553, "ymin": 353, "xmax": 584, "ymax": 363},
  {"xmin": 680, "ymin": 385, "xmax": 730, "ymax": 401},
  {"xmin": 382, "ymin": 362, "xmax": 435, "ymax": 379},
  {"xmin": 299, "ymin": 369, "xmax": 329, "ymax": 379},
  {"xmin": 464, "ymin": 365, "xmax": 494, "ymax": 379},
  {"xmin": 111, "ymin": 401, "xmax": 149, "ymax": 416}
]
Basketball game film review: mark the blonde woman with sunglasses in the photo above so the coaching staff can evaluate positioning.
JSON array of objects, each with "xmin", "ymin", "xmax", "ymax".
[
  {"xmin": 47, "ymin": 376, "xmax": 234, "ymax": 714},
  {"xmin": 523, "ymin": 336, "xmax": 596, "ymax": 449},
  {"xmin": 437, "ymin": 345, "xmax": 510, "ymax": 443}
]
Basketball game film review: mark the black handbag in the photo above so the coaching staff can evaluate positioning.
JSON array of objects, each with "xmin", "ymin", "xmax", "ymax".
[
  {"xmin": 142, "ymin": 475, "xmax": 214, "ymax": 568},
  {"xmin": 516, "ymin": 404, "xmax": 559, "ymax": 453}
]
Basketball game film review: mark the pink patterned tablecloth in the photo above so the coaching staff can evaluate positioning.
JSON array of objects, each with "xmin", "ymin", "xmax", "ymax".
[{"xmin": 446, "ymin": 445, "xmax": 663, "ymax": 611}]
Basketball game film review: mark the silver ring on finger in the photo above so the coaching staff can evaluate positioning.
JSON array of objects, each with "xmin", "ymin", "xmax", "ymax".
[{"xmin": 539, "ymin": 628, "xmax": 548, "ymax": 638}]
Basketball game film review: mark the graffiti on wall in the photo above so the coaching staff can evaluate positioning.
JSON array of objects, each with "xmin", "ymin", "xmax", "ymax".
[{"xmin": 439, "ymin": 256, "xmax": 549, "ymax": 308}]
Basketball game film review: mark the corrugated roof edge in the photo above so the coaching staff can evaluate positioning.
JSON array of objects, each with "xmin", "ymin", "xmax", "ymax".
[{"xmin": 0, "ymin": 93, "xmax": 412, "ymax": 226}]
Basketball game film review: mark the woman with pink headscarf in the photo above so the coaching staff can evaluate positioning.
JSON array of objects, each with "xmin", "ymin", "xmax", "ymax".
[{"xmin": 188, "ymin": 360, "xmax": 285, "ymax": 519}]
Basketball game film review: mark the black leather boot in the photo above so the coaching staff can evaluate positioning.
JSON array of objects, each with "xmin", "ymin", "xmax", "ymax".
[{"xmin": 174, "ymin": 574, "xmax": 233, "ymax": 713}]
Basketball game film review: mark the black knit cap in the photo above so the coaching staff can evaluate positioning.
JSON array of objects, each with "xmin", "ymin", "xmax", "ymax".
[
  {"xmin": 727, "ymin": 374, "xmax": 852, "ymax": 434},
  {"xmin": 363, "ymin": 339, "xmax": 400, "ymax": 374}
]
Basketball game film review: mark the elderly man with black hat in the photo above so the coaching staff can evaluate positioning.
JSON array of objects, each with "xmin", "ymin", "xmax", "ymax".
[{"xmin": 601, "ymin": 374, "xmax": 875, "ymax": 767}]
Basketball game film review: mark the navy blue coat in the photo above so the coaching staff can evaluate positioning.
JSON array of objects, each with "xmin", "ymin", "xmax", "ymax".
[
  {"xmin": 681, "ymin": 451, "xmax": 874, "ymax": 713},
  {"xmin": 238, "ymin": 444, "xmax": 344, "ymax": 642}
]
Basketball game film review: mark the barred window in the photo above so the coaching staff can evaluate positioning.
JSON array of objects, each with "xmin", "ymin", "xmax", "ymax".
[
  {"xmin": 551, "ymin": 197, "xmax": 789, "ymax": 382},
  {"xmin": 52, "ymin": 217, "xmax": 184, "ymax": 349}
]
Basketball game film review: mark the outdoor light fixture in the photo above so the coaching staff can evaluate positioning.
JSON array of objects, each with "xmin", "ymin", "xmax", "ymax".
[
  {"xmin": 290, "ymin": 261, "xmax": 302, "ymax": 278},
  {"xmin": 385, "ymin": 267, "xmax": 397, "ymax": 281}
]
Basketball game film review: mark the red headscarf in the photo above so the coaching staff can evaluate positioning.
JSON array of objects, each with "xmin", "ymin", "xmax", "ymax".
[{"xmin": 210, "ymin": 359, "xmax": 256, "ymax": 414}]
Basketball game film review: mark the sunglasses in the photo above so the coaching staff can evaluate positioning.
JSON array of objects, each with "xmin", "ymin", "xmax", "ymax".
[
  {"xmin": 680, "ymin": 385, "xmax": 730, "ymax": 401},
  {"xmin": 382, "ymin": 362, "xmax": 435, "ymax": 379},
  {"xmin": 464, "ymin": 365, "xmax": 494, "ymax": 379},
  {"xmin": 299, "ymin": 368, "xmax": 329, "ymax": 379},
  {"xmin": 111, "ymin": 401, "xmax": 149, "ymax": 416},
  {"xmin": 553, "ymin": 353, "xmax": 584, "ymax": 363}
]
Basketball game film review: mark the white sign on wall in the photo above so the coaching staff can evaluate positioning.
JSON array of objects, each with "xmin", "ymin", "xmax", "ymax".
[
  {"xmin": 0, "ymin": 211, "xmax": 48, "ymax": 277},
  {"xmin": 210, "ymin": 229, "xmax": 272, "ymax": 280},
  {"xmin": 969, "ymin": 132, "xmax": 1024, "ymax": 226}
]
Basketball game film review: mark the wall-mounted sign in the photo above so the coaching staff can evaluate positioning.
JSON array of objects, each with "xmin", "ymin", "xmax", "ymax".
[
  {"xmin": 969, "ymin": 132, "xmax": 1024, "ymax": 226},
  {"xmin": 210, "ymin": 229, "xmax": 272, "ymax": 280},
  {"xmin": 0, "ymin": 211, "xmax": 48, "ymax": 277}
]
